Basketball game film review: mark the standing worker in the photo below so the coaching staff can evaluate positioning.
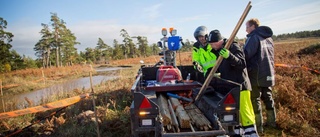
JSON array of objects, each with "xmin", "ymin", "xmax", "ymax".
[
  {"xmin": 197, "ymin": 29, "xmax": 259, "ymax": 137},
  {"xmin": 192, "ymin": 26, "xmax": 208, "ymax": 74},
  {"xmin": 243, "ymin": 18, "xmax": 276, "ymax": 133}
]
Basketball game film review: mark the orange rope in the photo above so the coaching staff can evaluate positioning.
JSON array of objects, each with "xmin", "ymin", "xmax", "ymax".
[{"xmin": 275, "ymin": 63, "xmax": 320, "ymax": 74}]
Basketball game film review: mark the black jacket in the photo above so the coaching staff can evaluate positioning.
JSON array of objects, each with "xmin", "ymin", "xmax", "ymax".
[
  {"xmin": 207, "ymin": 39, "xmax": 252, "ymax": 91},
  {"xmin": 244, "ymin": 26, "xmax": 275, "ymax": 87}
]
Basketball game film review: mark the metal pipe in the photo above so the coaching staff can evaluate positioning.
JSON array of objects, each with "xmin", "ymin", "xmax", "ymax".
[{"xmin": 167, "ymin": 99, "xmax": 180, "ymax": 133}]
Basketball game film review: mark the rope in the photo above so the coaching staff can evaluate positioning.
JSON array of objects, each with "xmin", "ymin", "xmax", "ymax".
[
  {"xmin": 6, "ymin": 106, "xmax": 68, "ymax": 137},
  {"xmin": 275, "ymin": 63, "xmax": 320, "ymax": 74}
]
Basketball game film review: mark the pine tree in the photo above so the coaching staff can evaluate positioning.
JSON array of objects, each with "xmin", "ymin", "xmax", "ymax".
[{"xmin": 0, "ymin": 17, "xmax": 14, "ymax": 72}]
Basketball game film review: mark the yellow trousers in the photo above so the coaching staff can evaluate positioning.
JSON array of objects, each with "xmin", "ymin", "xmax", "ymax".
[{"xmin": 239, "ymin": 90, "xmax": 256, "ymax": 126}]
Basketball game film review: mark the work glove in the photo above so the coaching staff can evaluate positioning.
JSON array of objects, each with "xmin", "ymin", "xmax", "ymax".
[
  {"xmin": 219, "ymin": 48, "xmax": 230, "ymax": 59},
  {"xmin": 193, "ymin": 61, "xmax": 204, "ymax": 73}
]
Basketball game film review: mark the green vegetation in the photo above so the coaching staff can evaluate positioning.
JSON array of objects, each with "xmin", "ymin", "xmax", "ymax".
[
  {"xmin": 0, "ymin": 17, "xmax": 38, "ymax": 72},
  {"xmin": 273, "ymin": 29, "xmax": 320, "ymax": 41}
]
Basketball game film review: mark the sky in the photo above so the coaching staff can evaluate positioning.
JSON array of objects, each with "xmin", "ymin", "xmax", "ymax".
[{"xmin": 1, "ymin": 0, "xmax": 320, "ymax": 59}]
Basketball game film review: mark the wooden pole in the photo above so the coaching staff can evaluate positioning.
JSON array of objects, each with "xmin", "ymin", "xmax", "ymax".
[
  {"xmin": 1, "ymin": 79, "xmax": 5, "ymax": 112},
  {"xmin": 90, "ymin": 72, "xmax": 101, "ymax": 137},
  {"xmin": 195, "ymin": 1, "xmax": 252, "ymax": 101},
  {"xmin": 0, "ymin": 79, "xmax": 3, "ymax": 96},
  {"xmin": 42, "ymin": 69, "xmax": 45, "ymax": 85}
]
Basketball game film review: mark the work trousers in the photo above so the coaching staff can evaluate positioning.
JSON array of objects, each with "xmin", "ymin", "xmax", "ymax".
[
  {"xmin": 239, "ymin": 90, "xmax": 256, "ymax": 126},
  {"xmin": 251, "ymin": 86, "xmax": 276, "ymax": 132}
]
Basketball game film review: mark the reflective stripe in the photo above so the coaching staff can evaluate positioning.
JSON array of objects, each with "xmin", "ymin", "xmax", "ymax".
[
  {"xmin": 202, "ymin": 60, "xmax": 216, "ymax": 68},
  {"xmin": 244, "ymin": 126, "xmax": 256, "ymax": 133},
  {"xmin": 234, "ymin": 128, "xmax": 240, "ymax": 135}
]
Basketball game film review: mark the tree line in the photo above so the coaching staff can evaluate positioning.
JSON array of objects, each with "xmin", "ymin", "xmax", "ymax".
[
  {"xmin": 273, "ymin": 29, "xmax": 320, "ymax": 40},
  {"xmin": 0, "ymin": 17, "xmax": 38, "ymax": 72},
  {"xmin": 33, "ymin": 13, "xmax": 193, "ymax": 67}
]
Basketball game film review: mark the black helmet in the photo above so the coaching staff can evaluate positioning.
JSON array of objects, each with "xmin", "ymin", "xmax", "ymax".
[{"xmin": 194, "ymin": 26, "xmax": 208, "ymax": 40}]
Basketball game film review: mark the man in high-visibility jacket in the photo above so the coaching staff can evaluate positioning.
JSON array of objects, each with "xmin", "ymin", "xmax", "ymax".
[
  {"xmin": 197, "ymin": 29, "xmax": 259, "ymax": 137},
  {"xmin": 192, "ymin": 26, "xmax": 208, "ymax": 73}
]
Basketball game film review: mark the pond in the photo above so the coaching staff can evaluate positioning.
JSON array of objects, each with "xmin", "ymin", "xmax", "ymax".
[{"xmin": 0, "ymin": 67, "xmax": 123, "ymax": 112}]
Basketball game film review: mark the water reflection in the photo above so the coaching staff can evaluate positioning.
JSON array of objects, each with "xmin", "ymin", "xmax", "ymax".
[
  {"xmin": 95, "ymin": 67, "xmax": 123, "ymax": 72},
  {"xmin": 0, "ymin": 67, "xmax": 121, "ymax": 112}
]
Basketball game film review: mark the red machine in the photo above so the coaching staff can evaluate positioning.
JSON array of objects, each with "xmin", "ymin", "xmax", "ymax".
[{"xmin": 156, "ymin": 66, "xmax": 182, "ymax": 83}]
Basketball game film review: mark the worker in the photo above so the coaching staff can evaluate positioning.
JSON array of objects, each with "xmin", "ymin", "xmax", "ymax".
[
  {"xmin": 197, "ymin": 29, "xmax": 259, "ymax": 137},
  {"xmin": 243, "ymin": 18, "xmax": 276, "ymax": 133},
  {"xmin": 192, "ymin": 26, "xmax": 208, "ymax": 74}
]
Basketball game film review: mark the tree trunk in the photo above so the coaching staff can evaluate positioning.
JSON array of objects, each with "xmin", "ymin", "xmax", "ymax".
[
  {"xmin": 46, "ymin": 47, "xmax": 50, "ymax": 68},
  {"xmin": 42, "ymin": 53, "xmax": 45, "ymax": 68},
  {"xmin": 55, "ymin": 47, "xmax": 59, "ymax": 67}
]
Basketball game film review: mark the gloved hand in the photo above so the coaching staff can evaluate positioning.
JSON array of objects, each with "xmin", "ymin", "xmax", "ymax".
[
  {"xmin": 193, "ymin": 61, "xmax": 204, "ymax": 73},
  {"xmin": 219, "ymin": 48, "xmax": 230, "ymax": 59}
]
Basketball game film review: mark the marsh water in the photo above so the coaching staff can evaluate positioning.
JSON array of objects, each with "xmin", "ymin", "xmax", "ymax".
[{"xmin": 0, "ymin": 67, "xmax": 123, "ymax": 112}]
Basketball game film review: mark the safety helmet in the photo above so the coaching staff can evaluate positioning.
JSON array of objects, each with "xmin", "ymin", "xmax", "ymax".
[{"xmin": 194, "ymin": 26, "xmax": 208, "ymax": 40}]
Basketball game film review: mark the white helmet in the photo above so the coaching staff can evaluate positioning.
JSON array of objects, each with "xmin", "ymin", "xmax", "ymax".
[{"xmin": 194, "ymin": 26, "xmax": 208, "ymax": 40}]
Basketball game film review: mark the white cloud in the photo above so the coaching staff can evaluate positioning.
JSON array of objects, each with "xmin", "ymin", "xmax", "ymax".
[
  {"xmin": 262, "ymin": 1, "xmax": 320, "ymax": 34},
  {"xmin": 143, "ymin": 3, "xmax": 162, "ymax": 20},
  {"xmin": 7, "ymin": 19, "xmax": 165, "ymax": 59},
  {"xmin": 6, "ymin": 24, "xmax": 42, "ymax": 58},
  {"xmin": 253, "ymin": 0, "xmax": 275, "ymax": 8},
  {"xmin": 177, "ymin": 14, "xmax": 212, "ymax": 23},
  {"xmin": 70, "ymin": 20, "xmax": 162, "ymax": 51}
]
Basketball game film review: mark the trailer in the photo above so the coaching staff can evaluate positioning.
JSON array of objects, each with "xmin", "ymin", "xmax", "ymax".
[{"xmin": 130, "ymin": 28, "xmax": 241, "ymax": 137}]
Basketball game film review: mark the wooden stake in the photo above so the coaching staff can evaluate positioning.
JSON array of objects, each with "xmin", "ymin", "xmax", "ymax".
[
  {"xmin": 195, "ymin": 1, "xmax": 252, "ymax": 101},
  {"xmin": 169, "ymin": 97, "xmax": 191, "ymax": 128},
  {"xmin": 0, "ymin": 79, "xmax": 5, "ymax": 112},
  {"xmin": 185, "ymin": 103, "xmax": 212, "ymax": 130},
  {"xmin": 157, "ymin": 94, "xmax": 172, "ymax": 126},
  {"xmin": 0, "ymin": 79, "xmax": 3, "ymax": 96},
  {"xmin": 90, "ymin": 71, "xmax": 101, "ymax": 137}
]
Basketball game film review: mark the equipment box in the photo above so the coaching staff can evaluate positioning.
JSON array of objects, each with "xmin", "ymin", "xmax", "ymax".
[
  {"xmin": 168, "ymin": 36, "xmax": 181, "ymax": 50},
  {"xmin": 156, "ymin": 65, "xmax": 182, "ymax": 83}
]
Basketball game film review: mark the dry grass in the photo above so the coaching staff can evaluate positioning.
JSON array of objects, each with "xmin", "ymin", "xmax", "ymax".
[
  {"xmin": 0, "ymin": 65, "xmax": 93, "ymax": 96},
  {"xmin": 273, "ymin": 38, "xmax": 320, "ymax": 136}
]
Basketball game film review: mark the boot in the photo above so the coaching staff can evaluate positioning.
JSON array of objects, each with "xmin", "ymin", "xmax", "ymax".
[
  {"xmin": 266, "ymin": 109, "xmax": 276, "ymax": 128},
  {"xmin": 255, "ymin": 113, "xmax": 263, "ymax": 133},
  {"xmin": 233, "ymin": 125, "xmax": 243, "ymax": 137},
  {"xmin": 243, "ymin": 125, "xmax": 259, "ymax": 137}
]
